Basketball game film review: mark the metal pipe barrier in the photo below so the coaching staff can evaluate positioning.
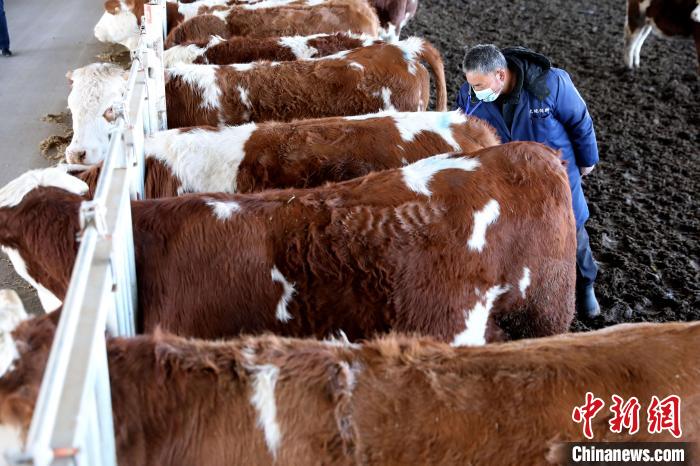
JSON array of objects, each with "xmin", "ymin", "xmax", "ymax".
[{"xmin": 7, "ymin": 2, "xmax": 167, "ymax": 464}]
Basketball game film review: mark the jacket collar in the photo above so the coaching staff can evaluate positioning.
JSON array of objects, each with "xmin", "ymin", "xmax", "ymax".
[{"xmin": 501, "ymin": 47, "xmax": 552, "ymax": 102}]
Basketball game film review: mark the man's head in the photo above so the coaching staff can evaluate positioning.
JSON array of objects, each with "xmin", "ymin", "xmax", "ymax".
[{"xmin": 462, "ymin": 44, "xmax": 508, "ymax": 102}]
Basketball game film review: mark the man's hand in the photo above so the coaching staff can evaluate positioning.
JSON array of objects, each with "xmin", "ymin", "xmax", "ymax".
[{"xmin": 580, "ymin": 165, "xmax": 595, "ymax": 177}]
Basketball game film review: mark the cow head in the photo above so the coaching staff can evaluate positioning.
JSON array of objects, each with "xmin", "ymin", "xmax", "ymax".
[
  {"xmin": 65, "ymin": 63, "xmax": 129, "ymax": 164},
  {"xmin": 0, "ymin": 292, "xmax": 59, "ymax": 465},
  {"xmin": 0, "ymin": 168, "xmax": 88, "ymax": 312},
  {"xmin": 0, "ymin": 290, "xmax": 29, "ymax": 465},
  {"xmin": 0, "ymin": 291, "xmax": 27, "ymax": 382},
  {"xmin": 94, "ymin": 0, "xmax": 142, "ymax": 51}
]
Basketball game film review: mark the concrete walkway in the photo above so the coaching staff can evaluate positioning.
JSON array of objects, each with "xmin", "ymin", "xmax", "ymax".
[{"xmin": 0, "ymin": 0, "xmax": 107, "ymax": 312}]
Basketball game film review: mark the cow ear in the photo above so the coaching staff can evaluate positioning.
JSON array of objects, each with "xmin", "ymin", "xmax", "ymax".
[
  {"xmin": 104, "ymin": 0, "xmax": 120, "ymax": 13},
  {"xmin": 65, "ymin": 70, "xmax": 73, "ymax": 86},
  {"xmin": 103, "ymin": 107, "xmax": 117, "ymax": 122}
]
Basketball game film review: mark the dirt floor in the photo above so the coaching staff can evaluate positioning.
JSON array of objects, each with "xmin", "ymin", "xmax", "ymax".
[{"xmin": 403, "ymin": 0, "xmax": 700, "ymax": 330}]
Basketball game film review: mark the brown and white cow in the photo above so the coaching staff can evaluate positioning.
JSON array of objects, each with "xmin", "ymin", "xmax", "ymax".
[
  {"xmin": 624, "ymin": 0, "xmax": 700, "ymax": 69},
  {"xmin": 66, "ymin": 38, "xmax": 447, "ymax": 163},
  {"xmin": 169, "ymin": 0, "xmax": 418, "ymax": 40},
  {"xmin": 0, "ymin": 142, "xmax": 575, "ymax": 342},
  {"xmin": 369, "ymin": 0, "xmax": 418, "ymax": 40},
  {"xmin": 163, "ymin": 32, "xmax": 374, "ymax": 66},
  {"xmin": 95, "ymin": 0, "xmax": 378, "ymax": 51},
  {"xmin": 1, "ymin": 298, "xmax": 697, "ymax": 465},
  {"xmin": 72, "ymin": 111, "xmax": 500, "ymax": 195},
  {"xmin": 96, "ymin": 0, "xmax": 231, "ymax": 51},
  {"xmin": 0, "ymin": 170, "xmax": 89, "ymax": 313},
  {"xmin": 164, "ymin": 0, "xmax": 379, "ymax": 48}
]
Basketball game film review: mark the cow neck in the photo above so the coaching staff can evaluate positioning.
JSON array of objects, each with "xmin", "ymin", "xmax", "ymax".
[{"xmin": 2, "ymin": 190, "xmax": 82, "ymax": 300}]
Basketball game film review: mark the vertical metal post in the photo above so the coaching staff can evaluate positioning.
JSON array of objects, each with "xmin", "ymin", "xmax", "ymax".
[
  {"xmin": 94, "ymin": 337, "xmax": 117, "ymax": 465},
  {"xmin": 145, "ymin": 1, "xmax": 168, "ymax": 131},
  {"xmin": 124, "ymin": 65, "xmax": 147, "ymax": 200}
]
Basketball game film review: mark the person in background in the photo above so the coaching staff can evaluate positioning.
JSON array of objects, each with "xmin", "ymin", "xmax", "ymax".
[
  {"xmin": 0, "ymin": 0, "xmax": 10, "ymax": 57},
  {"xmin": 455, "ymin": 44, "xmax": 600, "ymax": 319}
]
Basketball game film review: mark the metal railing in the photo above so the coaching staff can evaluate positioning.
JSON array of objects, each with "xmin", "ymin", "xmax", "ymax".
[{"xmin": 8, "ymin": 2, "xmax": 167, "ymax": 465}]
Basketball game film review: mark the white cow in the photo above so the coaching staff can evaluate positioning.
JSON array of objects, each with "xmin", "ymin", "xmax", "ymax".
[{"xmin": 65, "ymin": 64, "xmax": 128, "ymax": 164}]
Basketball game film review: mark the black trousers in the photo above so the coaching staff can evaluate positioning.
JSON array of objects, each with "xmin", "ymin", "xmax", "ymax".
[
  {"xmin": 0, "ymin": 0, "xmax": 9, "ymax": 51},
  {"xmin": 576, "ymin": 225, "xmax": 598, "ymax": 290}
]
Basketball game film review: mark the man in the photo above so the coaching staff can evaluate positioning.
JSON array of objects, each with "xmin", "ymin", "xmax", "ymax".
[
  {"xmin": 0, "ymin": 0, "xmax": 10, "ymax": 57},
  {"xmin": 455, "ymin": 44, "xmax": 600, "ymax": 318}
]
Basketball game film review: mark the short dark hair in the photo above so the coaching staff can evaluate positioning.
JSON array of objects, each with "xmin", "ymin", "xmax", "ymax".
[{"xmin": 462, "ymin": 44, "xmax": 507, "ymax": 74}]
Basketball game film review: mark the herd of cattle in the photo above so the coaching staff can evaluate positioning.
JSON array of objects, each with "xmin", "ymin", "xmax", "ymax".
[{"xmin": 0, "ymin": 0, "xmax": 698, "ymax": 464}]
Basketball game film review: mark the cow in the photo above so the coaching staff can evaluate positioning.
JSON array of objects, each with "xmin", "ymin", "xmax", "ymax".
[
  {"xmin": 1, "ymin": 295, "xmax": 697, "ymax": 465},
  {"xmin": 96, "ymin": 0, "xmax": 232, "ymax": 51},
  {"xmin": 163, "ymin": 0, "xmax": 379, "ymax": 48},
  {"xmin": 163, "ymin": 33, "xmax": 373, "ymax": 66},
  {"xmin": 95, "ymin": 0, "xmax": 379, "ymax": 51},
  {"xmin": 219, "ymin": 0, "xmax": 418, "ymax": 40},
  {"xmin": 71, "ymin": 111, "xmax": 500, "ymax": 195},
  {"xmin": 624, "ymin": 0, "xmax": 700, "ymax": 69},
  {"xmin": 0, "ymin": 142, "xmax": 575, "ymax": 343},
  {"xmin": 370, "ymin": 0, "xmax": 418, "ymax": 40},
  {"xmin": 65, "ymin": 38, "xmax": 448, "ymax": 164}
]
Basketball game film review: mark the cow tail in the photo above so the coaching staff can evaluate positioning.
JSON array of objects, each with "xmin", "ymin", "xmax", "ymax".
[{"xmin": 417, "ymin": 40, "xmax": 448, "ymax": 111}]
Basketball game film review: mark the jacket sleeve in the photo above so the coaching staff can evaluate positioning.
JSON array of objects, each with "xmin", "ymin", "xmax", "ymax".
[
  {"xmin": 453, "ymin": 83, "xmax": 467, "ymax": 112},
  {"xmin": 553, "ymin": 71, "xmax": 599, "ymax": 168}
]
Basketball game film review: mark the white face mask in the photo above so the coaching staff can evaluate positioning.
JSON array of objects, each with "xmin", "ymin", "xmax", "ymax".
[
  {"xmin": 472, "ymin": 72, "xmax": 505, "ymax": 102},
  {"xmin": 474, "ymin": 87, "xmax": 500, "ymax": 102}
]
